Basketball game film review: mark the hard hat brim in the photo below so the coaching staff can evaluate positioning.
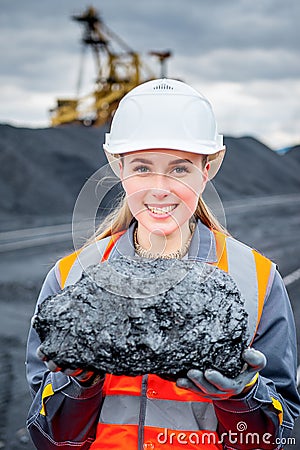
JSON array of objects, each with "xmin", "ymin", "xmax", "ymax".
[{"xmin": 103, "ymin": 131, "xmax": 224, "ymax": 157}]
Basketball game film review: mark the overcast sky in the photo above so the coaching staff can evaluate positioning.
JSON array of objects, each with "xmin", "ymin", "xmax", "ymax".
[{"xmin": 1, "ymin": 0, "xmax": 299, "ymax": 149}]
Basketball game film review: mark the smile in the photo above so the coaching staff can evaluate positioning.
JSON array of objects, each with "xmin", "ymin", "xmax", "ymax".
[{"xmin": 146, "ymin": 205, "xmax": 177, "ymax": 215}]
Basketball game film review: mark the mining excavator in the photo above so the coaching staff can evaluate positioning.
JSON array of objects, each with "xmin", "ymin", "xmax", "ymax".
[{"xmin": 50, "ymin": 6, "xmax": 172, "ymax": 127}]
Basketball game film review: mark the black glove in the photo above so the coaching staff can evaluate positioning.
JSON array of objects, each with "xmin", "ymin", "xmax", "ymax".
[
  {"xmin": 37, "ymin": 346, "xmax": 103, "ymax": 386},
  {"xmin": 176, "ymin": 348, "xmax": 266, "ymax": 400}
]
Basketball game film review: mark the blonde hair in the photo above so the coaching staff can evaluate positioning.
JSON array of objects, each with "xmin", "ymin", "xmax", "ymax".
[{"xmin": 86, "ymin": 156, "xmax": 229, "ymax": 244}]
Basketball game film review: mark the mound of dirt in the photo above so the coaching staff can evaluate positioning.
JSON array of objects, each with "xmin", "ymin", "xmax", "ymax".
[
  {"xmin": 0, "ymin": 124, "xmax": 299, "ymax": 220},
  {"xmin": 214, "ymin": 136, "xmax": 300, "ymax": 200},
  {"xmin": 284, "ymin": 145, "xmax": 300, "ymax": 163},
  {"xmin": 0, "ymin": 124, "xmax": 109, "ymax": 217}
]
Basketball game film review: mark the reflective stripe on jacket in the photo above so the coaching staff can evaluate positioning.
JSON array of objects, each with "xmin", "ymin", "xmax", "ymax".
[{"xmin": 56, "ymin": 223, "xmax": 275, "ymax": 450}]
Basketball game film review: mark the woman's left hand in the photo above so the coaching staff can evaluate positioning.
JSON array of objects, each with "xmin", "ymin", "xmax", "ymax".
[{"xmin": 176, "ymin": 348, "xmax": 266, "ymax": 400}]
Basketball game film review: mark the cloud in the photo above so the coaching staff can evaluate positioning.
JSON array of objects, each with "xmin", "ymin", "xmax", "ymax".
[
  {"xmin": 0, "ymin": 83, "xmax": 54, "ymax": 126},
  {"xmin": 117, "ymin": 0, "xmax": 300, "ymax": 55},
  {"xmin": 172, "ymin": 48, "xmax": 300, "ymax": 82},
  {"xmin": 189, "ymin": 79, "xmax": 300, "ymax": 149}
]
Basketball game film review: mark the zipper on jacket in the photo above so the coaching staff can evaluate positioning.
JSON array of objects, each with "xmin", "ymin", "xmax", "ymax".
[{"xmin": 138, "ymin": 374, "xmax": 148, "ymax": 450}]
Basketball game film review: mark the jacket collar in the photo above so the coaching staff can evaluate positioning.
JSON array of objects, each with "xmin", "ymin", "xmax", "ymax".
[
  {"xmin": 188, "ymin": 220, "xmax": 217, "ymax": 262},
  {"xmin": 109, "ymin": 219, "xmax": 217, "ymax": 263}
]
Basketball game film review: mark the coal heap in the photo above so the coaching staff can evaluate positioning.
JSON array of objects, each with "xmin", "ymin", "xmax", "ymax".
[
  {"xmin": 33, "ymin": 258, "xmax": 249, "ymax": 379},
  {"xmin": 1, "ymin": 124, "xmax": 300, "ymax": 224}
]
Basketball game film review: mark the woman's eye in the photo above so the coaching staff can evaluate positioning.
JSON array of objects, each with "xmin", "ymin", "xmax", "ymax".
[
  {"xmin": 133, "ymin": 165, "xmax": 150, "ymax": 173},
  {"xmin": 172, "ymin": 166, "xmax": 189, "ymax": 174}
]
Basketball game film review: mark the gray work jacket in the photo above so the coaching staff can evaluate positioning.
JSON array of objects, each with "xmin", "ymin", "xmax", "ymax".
[{"xmin": 26, "ymin": 220, "xmax": 300, "ymax": 449}]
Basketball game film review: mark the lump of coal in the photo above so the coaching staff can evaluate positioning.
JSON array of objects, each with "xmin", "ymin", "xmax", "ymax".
[{"xmin": 33, "ymin": 258, "xmax": 249, "ymax": 379}]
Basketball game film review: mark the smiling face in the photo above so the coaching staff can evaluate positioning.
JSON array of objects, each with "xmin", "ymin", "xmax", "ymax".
[{"xmin": 120, "ymin": 149, "xmax": 209, "ymax": 240}]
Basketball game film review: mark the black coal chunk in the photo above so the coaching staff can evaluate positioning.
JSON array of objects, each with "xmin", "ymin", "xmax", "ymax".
[{"xmin": 33, "ymin": 258, "xmax": 249, "ymax": 379}]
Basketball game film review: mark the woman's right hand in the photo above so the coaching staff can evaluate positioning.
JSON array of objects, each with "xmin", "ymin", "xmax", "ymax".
[{"xmin": 37, "ymin": 346, "xmax": 103, "ymax": 386}]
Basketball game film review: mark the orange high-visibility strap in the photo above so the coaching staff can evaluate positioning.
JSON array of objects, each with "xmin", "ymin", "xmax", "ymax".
[
  {"xmin": 212, "ymin": 230, "xmax": 274, "ymax": 339},
  {"xmin": 58, "ymin": 250, "xmax": 81, "ymax": 290},
  {"xmin": 101, "ymin": 230, "xmax": 126, "ymax": 262},
  {"xmin": 104, "ymin": 374, "xmax": 213, "ymax": 403},
  {"xmin": 90, "ymin": 423, "xmax": 138, "ymax": 450},
  {"xmin": 252, "ymin": 250, "xmax": 273, "ymax": 335},
  {"xmin": 58, "ymin": 230, "xmax": 126, "ymax": 289},
  {"xmin": 103, "ymin": 374, "xmax": 143, "ymax": 396},
  {"xmin": 146, "ymin": 374, "xmax": 213, "ymax": 403},
  {"xmin": 212, "ymin": 230, "xmax": 228, "ymax": 272}
]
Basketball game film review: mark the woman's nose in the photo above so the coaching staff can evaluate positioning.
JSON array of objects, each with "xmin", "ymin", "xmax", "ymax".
[
  {"xmin": 151, "ymin": 189, "xmax": 169, "ymax": 200},
  {"xmin": 151, "ymin": 174, "xmax": 171, "ymax": 198}
]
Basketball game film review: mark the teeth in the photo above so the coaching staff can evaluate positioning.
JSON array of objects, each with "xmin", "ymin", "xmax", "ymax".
[{"xmin": 147, "ymin": 205, "xmax": 176, "ymax": 214}]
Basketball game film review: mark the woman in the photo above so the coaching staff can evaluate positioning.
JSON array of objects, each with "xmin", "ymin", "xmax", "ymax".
[{"xmin": 26, "ymin": 79, "xmax": 300, "ymax": 449}]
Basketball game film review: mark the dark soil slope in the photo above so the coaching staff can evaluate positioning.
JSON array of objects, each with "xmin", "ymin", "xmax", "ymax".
[
  {"xmin": 214, "ymin": 137, "xmax": 300, "ymax": 200},
  {"xmin": 284, "ymin": 145, "xmax": 300, "ymax": 165},
  {"xmin": 0, "ymin": 125, "xmax": 299, "ymax": 218},
  {"xmin": 0, "ymin": 124, "xmax": 107, "ymax": 217}
]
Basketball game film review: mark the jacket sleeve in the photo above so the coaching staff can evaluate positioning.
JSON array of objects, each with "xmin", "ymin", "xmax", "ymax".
[
  {"xmin": 213, "ymin": 270, "xmax": 300, "ymax": 450},
  {"xmin": 26, "ymin": 263, "xmax": 105, "ymax": 450}
]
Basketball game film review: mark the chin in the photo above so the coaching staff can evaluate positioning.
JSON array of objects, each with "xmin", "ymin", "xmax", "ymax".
[
  {"xmin": 140, "ymin": 218, "xmax": 185, "ymax": 237},
  {"xmin": 149, "ymin": 227, "xmax": 176, "ymax": 237}
]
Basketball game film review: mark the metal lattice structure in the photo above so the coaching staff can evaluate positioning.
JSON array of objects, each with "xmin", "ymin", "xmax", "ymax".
[{"xmin": 50, "ymin": 7, "xmax": 171, "ymax": 127}]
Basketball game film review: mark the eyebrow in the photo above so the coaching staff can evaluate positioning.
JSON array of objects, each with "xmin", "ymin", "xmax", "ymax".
[
  {"xmin": 169, "ymin": 158, "xmax": 193, "ymax": 165},
  {"xmin": 129, "ymin": 157, "xmax": 193, "ymax": 165}
]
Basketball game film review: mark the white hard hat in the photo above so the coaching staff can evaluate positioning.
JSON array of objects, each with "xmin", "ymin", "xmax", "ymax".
[{"xmin": 103, "ymin": 78, "xmax": 226, "ymax": 179}]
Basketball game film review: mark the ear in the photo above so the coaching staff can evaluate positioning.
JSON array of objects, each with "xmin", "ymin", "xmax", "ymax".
[
  {"xmin": 200, "ymin": 162, "xmax": 210, "ymax": 193},
  {"xmin": 119, "ymin": 159, "xmax": 124, "ymax": 181},
  {"xmin": 119, "ymin": 159, "xmax": 128, "ymax": 194}
]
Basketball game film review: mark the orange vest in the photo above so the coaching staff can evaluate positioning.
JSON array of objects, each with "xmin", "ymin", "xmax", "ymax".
[{"xmin": 57, "ymin": 229, "xmax": 274, "ymax": 450}]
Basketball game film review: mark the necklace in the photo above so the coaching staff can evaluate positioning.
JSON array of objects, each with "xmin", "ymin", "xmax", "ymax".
[{"xmin": 133, "ymin": 223, "xmax": 195, "ymax": 259}]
